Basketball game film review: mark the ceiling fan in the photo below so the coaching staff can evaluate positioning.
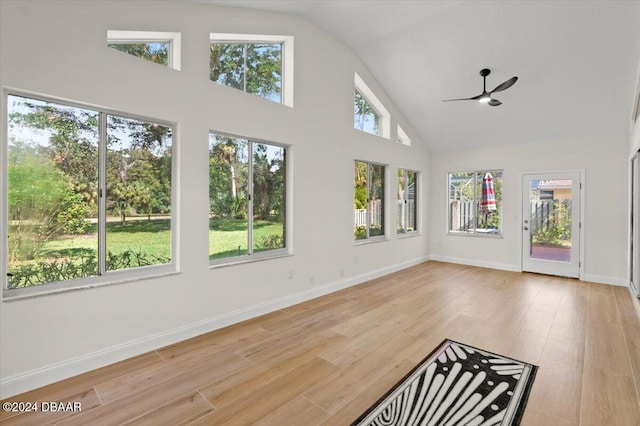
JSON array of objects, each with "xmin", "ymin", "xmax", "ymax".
[{"xmin": 442, "ymin": 68, "xmax": 518, "ymax": 107}]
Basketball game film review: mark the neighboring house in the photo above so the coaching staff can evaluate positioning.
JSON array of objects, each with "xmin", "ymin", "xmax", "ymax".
[{"xmin": 538, "ymin": 180, "xmax": 572, "ymax": 200}]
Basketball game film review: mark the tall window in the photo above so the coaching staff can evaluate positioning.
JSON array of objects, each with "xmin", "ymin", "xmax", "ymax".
[
  {"xmin": 209, "ymin": 133, "xmax": 286, "ymax": 262},
  {"xmin": 5, "ymin": 94, "xmax": 174, "ymax": 293},
  {"xmin": 354, "ymin": 73, "xmax": 390, "ymax": 138},
  {"xmin": 448, "ymin": 170, "xmax": 503, "ymax": 235},
  {"xmin": 354, "ymin": 161, "xmax": 385, "ymax": 241},
  {"xmin": 397, "ymin": 169, "xmax": 417, "ymax": 234},
  {"xmin": 209, "ymin": 34, "xmax": 294, "ymax": 106},
  {"xmin": 107, "ymin": 30, "xmax": 181, "ymax": 70}
]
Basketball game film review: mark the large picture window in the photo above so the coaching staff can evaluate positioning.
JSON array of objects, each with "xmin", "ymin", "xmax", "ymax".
[
  {"xmin": 209, "ymin": 133, "xmax": 286, "ymax": 263},
  {"xmin": 397, "ymin": 169, "xmax": 417, "ymax": 234},
  {"xmin": 354, "ymin": 161, "xmax": 385, "ymax": 241},
  {"xmin": 448, "ymin": 170, "xmax": 503, "ymax": 236},
  {"xmin": 5, "ymin": 94, "xmax": 174, "ymax": 294}
]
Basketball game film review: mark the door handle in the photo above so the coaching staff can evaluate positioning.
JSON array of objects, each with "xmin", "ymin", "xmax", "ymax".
[{"xmin": 523, "ymin": 226, "xmax": 529, "ymax": 231}]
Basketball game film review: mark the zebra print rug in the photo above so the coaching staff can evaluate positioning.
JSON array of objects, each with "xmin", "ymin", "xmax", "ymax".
[{"xmin": 352, "ymin": 339, "xmax": 537, "ymax": 426}]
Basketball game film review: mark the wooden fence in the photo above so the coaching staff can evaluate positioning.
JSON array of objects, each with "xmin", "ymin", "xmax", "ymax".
[{"xmin": 530, "ymin": 199, "xmax": 571, "ymax": 230}]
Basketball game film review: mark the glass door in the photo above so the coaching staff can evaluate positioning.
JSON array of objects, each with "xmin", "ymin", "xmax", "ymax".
[{"xmin": 522, "ymin": 171, "xmax": 581, "ymax": 278}]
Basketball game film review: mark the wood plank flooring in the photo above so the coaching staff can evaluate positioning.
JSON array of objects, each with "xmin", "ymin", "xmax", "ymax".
[{"xmin": 2, "ymin": 261, "xmax": 639, "ymax": 425}]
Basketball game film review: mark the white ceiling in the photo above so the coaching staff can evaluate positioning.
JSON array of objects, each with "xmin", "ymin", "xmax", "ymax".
[{"xmin": 205, "ymin": 1, "xmax": 640, "ymax": 152}]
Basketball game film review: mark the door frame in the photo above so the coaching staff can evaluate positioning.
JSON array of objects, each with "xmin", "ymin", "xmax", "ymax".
[
  {"xmin": 630, "ymin": 151, "xmax": 640, "ymax": 297},
  {"xmin": 520, "ymin": 169, "xmax": 585, "ymax": 279}
]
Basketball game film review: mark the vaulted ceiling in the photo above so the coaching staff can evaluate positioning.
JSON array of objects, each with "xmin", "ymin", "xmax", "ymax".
[{"xmin": 206, "ymin": 1, "xmax": 640, "ymax": 151}]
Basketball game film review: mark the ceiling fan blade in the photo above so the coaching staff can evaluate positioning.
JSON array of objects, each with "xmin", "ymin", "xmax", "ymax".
[
  {"xmin": 442, "ymin": 94, "xmax": 483, "ymax": 102},
  {"xmin": 488, "ymin": 99, "xmax": 502, "ymax": 107},
  {"xmin": 490, "ymin": 76, "xmax": 518, "ymax": 94}
]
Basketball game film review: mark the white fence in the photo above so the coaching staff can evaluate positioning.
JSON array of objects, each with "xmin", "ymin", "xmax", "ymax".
[
  {"xmin": 355, "ymin": 200, "xmax": 416, "ymax": 228},
  {"xmin": 354, "ymin": 199, "xmax": 383, "ymax": 227}
]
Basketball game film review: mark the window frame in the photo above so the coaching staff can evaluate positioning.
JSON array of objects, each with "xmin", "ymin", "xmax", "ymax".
[
  {"xmin": 397, "ymin": 168, "xmax": 418, "ymax": 236},
  {"xmin": 397, "ymin": 125, "xmax": 411, "ymax": 146},
  {"xmin": 2, "ymin": 90, "xmax": 178, "ymax": 300},
  {"xmin": 208, "ymin": 131, "xmax": 290, "ymax": 267},
  {"xmin": 107, "ymin": 30, "xmax": 181, "ymax": 70},
  {"xmin": 209, "ymin": 33, "xmax": 294, "ymax": 107},
  {"xmin": 354, "ymin": 160, "xmax": 387, "ymax": 243},
  {"xmin": 447, "ymin": 169, "xmax": 503, "ymax": 238},
  {"xmin": 354, "ymin": 73, "xmax": 390, "ymax": 139}
]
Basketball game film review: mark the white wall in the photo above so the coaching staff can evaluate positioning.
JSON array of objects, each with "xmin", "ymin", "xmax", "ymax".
[
  {"xmin": 0, "ymin": 1, "xmax": 431, "ymax": 397},
  {"xmin": 429, "ymin": 136, "xmax": 629, "ymax": 285}
]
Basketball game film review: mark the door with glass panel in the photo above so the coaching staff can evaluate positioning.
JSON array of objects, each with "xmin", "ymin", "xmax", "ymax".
[{"xmin": 522, "ymin": 172, "xmax": 581, "ymax": 278}]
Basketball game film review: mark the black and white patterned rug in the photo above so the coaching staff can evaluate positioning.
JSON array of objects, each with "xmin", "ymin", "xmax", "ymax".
[{"xmin": 352, "ymin": 339, "xmax": 537, "ymax": 426}]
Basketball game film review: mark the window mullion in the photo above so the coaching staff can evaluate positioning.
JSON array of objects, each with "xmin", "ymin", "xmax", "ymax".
[{"xmin": 98, "ymin": 112, "xmax": 107, "ymax": 275}]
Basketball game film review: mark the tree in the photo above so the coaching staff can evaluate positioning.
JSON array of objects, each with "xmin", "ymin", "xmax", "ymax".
[
  {"xmin": 210, "ymin": 43, "xmax": 282, "ymax": 101},
  {"xmin": 9, "ymin": 97, "xmax": 100, "ymax": 212},
  {"xmin": 109, "ymin": 42, "xmax": 169, "ymax": 66},
  {"xmin": 209, "ymin": 135, "xmax": 248, "ymax": 219},
  {"xmin": 354, "ymin": 161, "xmax": 367, "ymax": 209},
  {"xmin": 106, "ymin": 118, "xmax": 172, "ymax": 224},
  {"xmin": 8, "ymin": 142, "xmax": 87, "ymax": 262}
]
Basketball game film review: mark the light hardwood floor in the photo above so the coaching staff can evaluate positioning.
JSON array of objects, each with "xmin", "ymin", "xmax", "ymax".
[{"xmin": 2, "ymin": 261, "xmax": 640, "ymax": 425}]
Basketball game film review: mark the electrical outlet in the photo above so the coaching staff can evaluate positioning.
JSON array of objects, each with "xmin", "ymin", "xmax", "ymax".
[
  {"xmin": 339, "ymin": 269, "xmax": 345, "ymax": 277},
  {"xmin": 288, "ymin": 270, "xmax": 294, "ymax": 279},
  {"xmin": 310, "ymin": 276, "xmax": 315, "ymax": 286}
]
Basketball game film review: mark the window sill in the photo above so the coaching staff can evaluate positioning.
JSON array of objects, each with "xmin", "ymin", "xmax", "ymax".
[
  {"xmin": 209, "ymin": 250, "xmax": 291, "ymax": 269},
  {"xmin": 2, "ymin": 264, "xmax": 179, "ymax": 302},
  {"xmin": 447, "ymin": 231, "xmax": 503, "ymax": 239},
  {"xmin": 397, "ymin": 231, "xmax": 420, "ymax": 239},
  {"xmin": 354, "ymin": 236, "xmax": 388, "ymax": 246}
]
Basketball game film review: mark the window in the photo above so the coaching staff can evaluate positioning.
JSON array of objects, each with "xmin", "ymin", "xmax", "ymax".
[
  {"xmin": 354, "ymin": 161, "xmax": 385, "ymax": 241},
  {"xmin": 354, "ymin": 73, "xmax": 390, "ymax": 138},
  {"xmin": 448, "ymin": 170, "xmax": 503, "ymax": 235},
  {"xmin": 107, "ymin": 30, "xmax": 181, "ymax": 70},
  {"xmin": 5, "ymin": 94, "xmax": 174, "ymax": 295},
  {"xmin": 397, "ymin": 169, "xmax": 417, "ymax": 234},
  {"xmin": 354, "ymin": 89, "xmax": 379, "ymax": 135},
  {"xmin": 209, "ymin": 133, "xmax": 287, "ymax": 263},
  {"xmin": 209, "ymin": 33, "xmax": 294, "ymax": 106},
  {"xmin": 397, "ymin": 125, "xmax": 411, "ymax": 146}
]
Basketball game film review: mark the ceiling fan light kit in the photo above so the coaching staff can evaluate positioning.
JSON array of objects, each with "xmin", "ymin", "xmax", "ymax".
[{"xmin": 442, "ymin": 68, "xmax": 518, "ymax": 107}]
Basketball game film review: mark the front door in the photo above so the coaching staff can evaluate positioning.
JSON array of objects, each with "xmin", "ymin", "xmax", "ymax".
[{"xmin": 522, "ymin": 171, "xmax": 581, "ymax": 278}]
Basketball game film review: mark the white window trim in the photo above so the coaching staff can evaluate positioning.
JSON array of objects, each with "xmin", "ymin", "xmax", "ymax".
[
  {"xmin": 209, "ymin": 33, "xmax": 294, "ymax": 107},
  {"xmin": 208, "ymin": 132, "xmax": 290, "ymax": 267},
  {"xmin": 107, "ymin": 30, "xmax": 182, "ymax": 70},
  {"xmin": 2, "ymin": 90, "xmax": 178, "ymax": 300},
  {"xmin": 397, "ymin": 125, "xmax": 411, "ymax": 146},
  {"xmin": 354, "ymin": 73, "xmax": 390, "ymax": 139}
]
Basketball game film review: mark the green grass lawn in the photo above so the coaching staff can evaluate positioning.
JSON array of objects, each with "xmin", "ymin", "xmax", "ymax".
[
  {"xmin": 18, "ymin": 217, "xmax": 283, "ymax": 262},
  {"xmin": 209, "ymin": 218, "xmax": 284, "ymax": 259},
  {"xmin": 8, "ymin": 217, "xmax": 283, "ymax": 288}
]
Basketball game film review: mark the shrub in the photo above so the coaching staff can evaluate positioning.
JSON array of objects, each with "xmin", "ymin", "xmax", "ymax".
[
  {"xmin": 254, "ymin": 234, "xmax": 284, "ymax": 250},
  {"xmin": 7, "ymin": 250, "xmax": 170, "ymax": 289}
]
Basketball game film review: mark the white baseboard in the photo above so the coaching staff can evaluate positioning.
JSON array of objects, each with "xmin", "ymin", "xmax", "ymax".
[
  {"xmin": 582, "ymin": 274, "xmax": 627, "ymax": 287},
  {"xmin": 429, "ymin": 254, "xmax": 520, "ymax": 272},
  {"xmin": 430, "ymin": 254, "xmax": 628, "ymax": 288},
  {"xmin": 0, "ymin": 256, "xmax": 428, "ymax": 399}
]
